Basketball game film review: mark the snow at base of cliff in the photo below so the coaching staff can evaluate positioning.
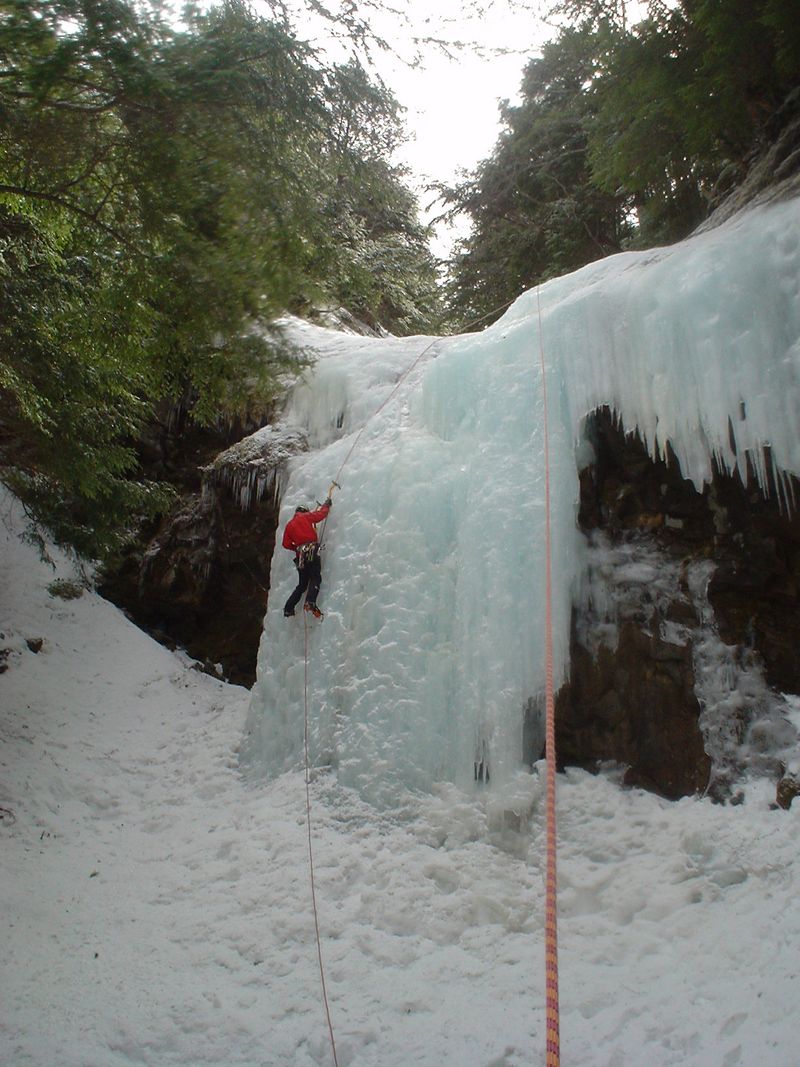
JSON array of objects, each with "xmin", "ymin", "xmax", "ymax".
[{"xmin": 2, "ymin": 487, "xmax": 800, "ymax": 1066}]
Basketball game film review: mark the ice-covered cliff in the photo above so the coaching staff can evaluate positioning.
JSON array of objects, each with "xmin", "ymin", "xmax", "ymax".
[{"xmin": 243, "ymin": 196, "xmax": 800, "ymax": 806}]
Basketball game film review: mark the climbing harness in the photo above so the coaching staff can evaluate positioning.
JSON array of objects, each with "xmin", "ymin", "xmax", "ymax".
[
  {"xmin": 296, "ymin": 542, "xmax": 320, "ymax": 568},
  {"xmin": 537, "ymin": 284, "xmax": 561, "ymax": 1066}
]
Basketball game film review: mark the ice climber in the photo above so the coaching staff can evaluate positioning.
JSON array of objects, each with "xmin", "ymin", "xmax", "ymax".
[{"xmin": 282, "ymin": 495, "xmax": 332, "ymax": 620}]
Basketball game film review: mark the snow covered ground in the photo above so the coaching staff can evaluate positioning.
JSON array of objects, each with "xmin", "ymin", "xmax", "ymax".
[{"xmin": 2, "ymin": 487, "xmax": 800, "ymax": 1066}]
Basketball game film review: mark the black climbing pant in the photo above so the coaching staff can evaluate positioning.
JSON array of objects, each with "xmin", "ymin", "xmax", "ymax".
[{"xmin": 284, "ymin": 545, "xmax": 322, "ymax": 614}]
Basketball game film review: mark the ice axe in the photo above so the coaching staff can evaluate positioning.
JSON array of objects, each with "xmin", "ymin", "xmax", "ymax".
[
  {"xmin": 316, "ymin": 481, "xmax": 340, "ymax": 547},
  {"xmin": 316, "ymin": 481, "xmax": 340, "ymax": 511}
]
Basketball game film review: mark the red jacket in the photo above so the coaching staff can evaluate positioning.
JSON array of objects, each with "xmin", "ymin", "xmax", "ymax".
[{"xmin": 282, "ymin": 505, "xmax": 330, "ymax": 552}]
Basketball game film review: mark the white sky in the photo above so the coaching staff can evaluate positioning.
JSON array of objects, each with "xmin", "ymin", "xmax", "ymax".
[
  {"xmin": 372, "ymin": 1, "xmax": 649, "ymax": 256},
  {"xmin": 383, "ymin": 8, "xmax": 550, "ymax": 256},
  {"xmin": 252, "ymin": 1, "xmax": 554, "ymax": 257},
  {"xmin": 378, "ymin": 8, "xmax": 549, "ymax": 176}
]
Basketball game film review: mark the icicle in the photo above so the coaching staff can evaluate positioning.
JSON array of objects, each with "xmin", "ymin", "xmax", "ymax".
[
  {"xmin": 772, "ymin": 453, "xmax": 796, "ymax": 516},
  {"xmin": 205, "ymin": 423, "xmax": 308, "ymax": 513}
]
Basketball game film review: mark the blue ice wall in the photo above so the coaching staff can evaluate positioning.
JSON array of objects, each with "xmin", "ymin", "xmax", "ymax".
[{"xmin": 242, "ymin": 197, "xmax": 800, "ymax": 805}]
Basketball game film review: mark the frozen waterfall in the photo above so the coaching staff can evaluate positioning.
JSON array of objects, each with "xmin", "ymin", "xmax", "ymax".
[{"xmin": 242, "ymin": 196, "xmax": 800, "ymax": 806}]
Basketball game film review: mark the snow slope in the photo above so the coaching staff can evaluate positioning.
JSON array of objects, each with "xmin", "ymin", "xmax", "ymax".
[{"xmin": 2, "ymin": 495, "xmax": 800, "ymax": 1064}]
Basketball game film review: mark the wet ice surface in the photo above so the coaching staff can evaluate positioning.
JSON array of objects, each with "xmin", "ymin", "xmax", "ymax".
[{"xmin": 246, "ymin": 197, "xmax": 800, "ymax": 807}]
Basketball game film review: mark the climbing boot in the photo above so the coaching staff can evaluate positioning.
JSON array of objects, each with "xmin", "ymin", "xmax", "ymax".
[{"xmin": 304, "ymin": 602, "xmax": 323, "ymax": 620}]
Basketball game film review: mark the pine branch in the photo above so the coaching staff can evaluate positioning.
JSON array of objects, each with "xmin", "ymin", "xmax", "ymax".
[{"xmin": 0, "ymin": 183, "xmax": 136, "ymax": 246}]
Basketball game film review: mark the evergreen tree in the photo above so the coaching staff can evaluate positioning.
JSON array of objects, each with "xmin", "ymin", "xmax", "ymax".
[
  {"xmin": 0, "ymin": 0, "xmax": 440, "ymax": 555},
  {"xmin": 297, "ymin": 59, "xmax": 441, "ymax": 335},
  {"xmin": 442, "ymin": 26, "xmax": 629, "ymax": 328},
  {"xmin": 443, "ymin": 0, "xmax": 800, "ymax": 323},
  {"xmin": 587, "ymin": 0, "xmax": 800, "ymax": 241}
]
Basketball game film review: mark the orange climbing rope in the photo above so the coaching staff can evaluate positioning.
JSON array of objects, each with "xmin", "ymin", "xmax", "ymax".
[
  {"xmin": 537, "ymin": 285, "xmax": 561, "ymax": 1066},
  {"xmin": 303, "ymin": 616, "xmax": 339, "ymax": 1067}
]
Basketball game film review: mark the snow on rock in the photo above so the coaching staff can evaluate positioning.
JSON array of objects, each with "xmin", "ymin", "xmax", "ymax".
[{"xmin": 205, "ymin": 423, "xmax": 310, "ymax": 511}]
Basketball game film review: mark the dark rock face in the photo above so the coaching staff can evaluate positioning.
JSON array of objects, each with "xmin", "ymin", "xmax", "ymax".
[
  {"xmin": 704, "ymin": 459, "xmax": 800, "ymax": 694},
  {"xmin": 777, "ymin": 773, "xmax": 800, "ymax": 810},
  {"xmin": 558, "ymin": 620, "xmax": 710, "ymax": 799},
  {"xmin": 100, "ymin": 487, "xmax": 277, "ymax": 686},
  {"xmin": 99, "ymin": 410, "xmax": 289, "ymax": 687},
  {"xmin": 555, "ymin": 406, "xmax": 800, "ymax": 800}
]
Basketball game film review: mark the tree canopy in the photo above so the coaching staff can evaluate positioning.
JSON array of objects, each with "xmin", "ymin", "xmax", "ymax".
[
  {"xmin": 0, "ymin": 0, "xmax": 440, "ymax": 555},
  {"xmin": 3, "ymin": 0, "xmax": 798, "ymax": 554},
  {"xmin": 442, "ymin": 0, "xmax": 800, "ymax": 328}
]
